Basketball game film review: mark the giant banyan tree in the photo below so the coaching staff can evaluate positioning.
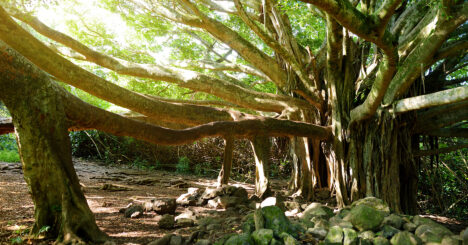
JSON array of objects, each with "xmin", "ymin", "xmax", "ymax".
[{"xmin": 0, "ymin": 0, "xmax": 467, "ymax": 243}]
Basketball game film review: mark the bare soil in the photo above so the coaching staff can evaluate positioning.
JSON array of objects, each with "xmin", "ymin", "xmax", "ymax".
[{"xmin": 0, "ymin": 159, "xmax": 466, "ymax": 245}]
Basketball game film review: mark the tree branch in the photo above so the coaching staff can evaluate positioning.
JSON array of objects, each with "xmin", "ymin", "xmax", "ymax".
[
  {"xmin": 414, "ymin": 102, "xmax": 468, "ymax": 133},
  {"xmin": 422, "ymin": 128, "xmax": 468, "ymax": 138},
  {"xmin": 392, "ymin": 86, "xmax": 468, "ymax": 114},
  {"xmin": 414, "ymin": 143, "xmax": 468, "ymax": 156}
]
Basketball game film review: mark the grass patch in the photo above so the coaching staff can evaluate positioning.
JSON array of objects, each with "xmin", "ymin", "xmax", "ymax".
[{"xmin": 0, "ymin": 150, "xmax": 20, "ymax": 162}]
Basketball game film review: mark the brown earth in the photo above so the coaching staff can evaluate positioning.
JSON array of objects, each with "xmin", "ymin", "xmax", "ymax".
[{"xmin": 0, "ymin": 159, "xmax": 466, "ymax": 245}]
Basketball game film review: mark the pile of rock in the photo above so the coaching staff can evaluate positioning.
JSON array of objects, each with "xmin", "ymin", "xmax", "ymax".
[
  {"xmin": 177, "ymin": 186, "xmax": 249, "ymax": 209},
  {"xmin": 218, "ymin": 197, "xmax": 465, "ymax": 245}
]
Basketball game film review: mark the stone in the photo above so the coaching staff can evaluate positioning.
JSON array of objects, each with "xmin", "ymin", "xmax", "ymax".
[
  {"xmin": 344, "ymin": 205, "xmax": 385, "ymax": 231},
  {"xmin": 350, "ymin": 197, "xmax": 390, "ymax": 214},
  {"xmin": 261, "ymin": 197, "xmax": 279, "ymax": 208},
  {"xmin": 261, "ymin": 205, "xmax": 293, "ymax": 237},
  {"xmin": 176, "ymin": 218, "xmax": 194, "ymax": 227},
  {"xmin": 284, "ymin": 201, "xmax": 302, "ymax": 211},
  {"xmin": 390, "ymin": 231, "xmax": 421, "ymax": 245},
  {"xmin": 358, "ymin": 231, "xmax": 375, "ymax": 240},
  {"xmin": 373, "ymin": 236, "xmax": 390, "ymax": 245},
  {"xmin": 269, "ymin": 239, "xmax": 282, "ymax": 245},
  {"xmin": 343, "ymin": 228, "xmax": 358, "ymax": 245},
  {"xmin": 176, "ymin": 187, "xmax": 203, "ymax": 206},
  {"xmin": 207, "ymin": 197, "xmax": 222, "ymax": 209},
  {"xmin": 194, "ymin": 239, "xmax": 211, "ymax": 245},
  {"xmin": 169, "ymin": 235, "xmax": 183, "ymax": 245},
  {"xmin": 159, "ymin": 214, "xmax": 175, "ymax": 229},
  {"xmin": 302, "ymin": 203, "xmax": 334, "ymax": 220},
  {"xmin": 325, "ymin": 226, "xmax": 344, "ymax": 244},
  {"xmin": 337, "ymin": 209, "xmax": 351, "ymax": 219},
  {"xmin": 378, "ymin": 225, "xmax": 400, "ymax": 239},
  {"xmin": 461, "ymin": 227, "xmax": 468, "ymax": 245},
  {"xmin": 224, "ymin": 233, "xmax": 254, "ymax": 245},
  {"xmin": 219, "ymin": 195, "xmax": 243, "ymax": 208},
  {"xmin": 441, "ymin": 235, "xmax": 462, "ymax": 245},
  {"xmin": 232, "ymin": 187, "xmax": 249, "ymax": 202},
  {"xmin": 281, "ymin": 232, "xmax": 297, "ymax": 245},
  {"xmin": 130, "ymin": 211, "xmax": 143, "ymax": 218},
  {"xmin": 403, "ymin": 222, "xmax": 417, "ymax": 232},
  {"xmin": 314, "ymin": 218, "xmax": 330, "ymax": 230},
  {"xmin": 152, "ymin": 198, "xmax": 177, "ymax": 215},
  {"xmin": 148, "ymin": 233, "xmax": 174, "ymax": 245},
  {"xmin": 382, "ymin": 214, "xmax": 404, "ymax": 229},
  {"xmin": 201, "ymin": 187, "xmax": 224, "ymax": 200},
  {"xmin": 412, "ymin": 215, "xmax": 436, "ymax": 226},
  {"xmin": 254, "ymin": 208, "xmax": 265, "ymax": 230},
  {"xmin": 307, "ymin": 227, "xmax": 328, "ymax": 240},
  {"xmin": 124, "ymin": 204, "xmax": 144, "ymax": 218},
  {"xmin": 241, "ymin": 213, "xmax": 255, "ymax": 234},
  {"xmin": 415, "ymin": 223, "xmax": 453, "ymax": 243},
  {"xmin": 330, "ymin": 216, "xmax": 353, "ymax": 229},
  {"xmin": 251, "ymin": 229, "xmax": 274, "ymax": 245}
]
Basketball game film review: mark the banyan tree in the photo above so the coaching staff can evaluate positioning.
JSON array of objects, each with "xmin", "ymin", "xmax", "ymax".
[{"xmin": 0, "ymin": 0, "xmax": 466, "ymax": 243}]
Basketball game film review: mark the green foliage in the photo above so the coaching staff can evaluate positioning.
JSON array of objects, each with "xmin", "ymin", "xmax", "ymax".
[
  {"xmin": 176, "ymin": 156, "xmax": 191, "ymax": 174},
  {"xmin": 0, "ymin": 134, "xmax": 20, "ymax": 163}
]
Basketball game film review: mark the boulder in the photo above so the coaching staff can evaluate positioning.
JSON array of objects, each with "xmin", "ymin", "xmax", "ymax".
[
  {"xmin": 441, "ymin": 235, "xmax": 462, "ymax": 245},
  {"xmin": 284, "ymin": 201, "xmax": 302, "ymax": 211},
  {"xmin": 325, "ymin": 226, "xmax": 343, "ymax": 244},
  {"xmin": 175, "ymin": 210, "xmax": 196, "ymax": 227},
  {"xmin": 358, "ymin": 231, "xmax": 375, "ymax": 240},
  {"xmin": 261, "ymin": 205, "xmax": 293, "ymax": 237},
  {"xmin": 382, "ymin": 214, "xmax": 404, "ymax": 229},
  {"xmin": 301, "ymin": 203, "xmax": 334, "ymax": 220},
  {"xmin": 251, "ymin": 229, "xmax": 274, "ymax": 245},
  {"xmin": 344, "ymin": 205, "xmax": 385, "ymax": 231},
  {"xmin": 412, "ymin": 215, "xmax": 436, "ymax": 226},
  {"xmin": 194, "ymin": 239, "xmax": 211, "ymax": 245},
  {"xmin": 219, "ymin": 195, "xmax": 243, "ymax": 208},
  {"xmin": 158, "ymin": 214, "xmax": 175, "ymax": 229},
  {"xmin": 151, "ymin": 198, "xmax": 177, "ymax": 215},
  {"xmin": 373, "ymin": 236, "xmax": 390, "ymax": 245},
  {"xmin": 403, "ymin": 222, "xmax": 417, "ymax": 232},
  {"xmin": 343, "ymin": 228, "xmax": 358, "ymax": 245},
  {"xmin": 224, "ymin": 233, "xmax": 254, "ymax": 245},
  {"xmin": 148, "ymin": 233, "xmax": 174, "ymax": 245},
  {"xmin": 176, "ymin": 187, "xmax": 202, "ymax": 206},
  {"xmin": 254, "ymin": 209, "xmax": 265, "ymax": 230},
  {"xmin": 124, "ymin": 204, "xmax": 144, "ymax": 218},
  {"xmin": 378, "ymin": 225, "xmax": 400, "ymax": 239},
  {"xmin": 462, "ymin": 227, "xmax": 468, "ymax": 245},
  {"xmin": 415, "ymin": 223, "xmax": 453, "ymax": 243},
  {"xmin": 280, "ymin": 232, "xmax": 297, "ymax": 245},
  {"xmin": 241, "ymin": 213, "xmax": 255, "ymax": 234},
  {"xmin": 350, "ymin": 197, "xmax": 390, "ymax": 214},
  {"xmin": 169, "ymin": 235, "xmax": 183, "ymax": 245},
  {"xmin": 307, "ymin": 227, "xmax": 328, "ymax": 240},
  {"xmin": 261, "ymin": 197, "xmax": 285, "ymax": 210},
  {"xmin": 390, "ymin": 231, "xmax": 421, "ymax": 245}
]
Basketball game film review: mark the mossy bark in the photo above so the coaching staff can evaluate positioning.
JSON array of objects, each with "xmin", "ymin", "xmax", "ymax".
[
  {"xmin": 250, "ymin": 136, "xmax": 272, "ymax": 198},
  {"xmin": 217, "ymin": 137, "xmax": 234, "ymax": 186}
]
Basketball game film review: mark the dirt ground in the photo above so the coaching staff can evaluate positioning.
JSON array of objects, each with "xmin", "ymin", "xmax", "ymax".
[{"xmin": 0, "ymin": 159, "xmax": 466, "ymax": 245}]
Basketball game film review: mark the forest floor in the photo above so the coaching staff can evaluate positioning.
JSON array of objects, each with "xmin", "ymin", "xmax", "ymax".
[{"xmin": 0, "ymin": 159, "xmax": 466, "ymax": 245}]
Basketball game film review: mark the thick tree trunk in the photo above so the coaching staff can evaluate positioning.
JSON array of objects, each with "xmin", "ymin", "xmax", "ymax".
[
  {"xmin": 217, "ymin": 137, "xmax": 234, "ymax": 186},
  {"xmin": 250, "ymin": 136, "xmax": 272, "ymax": 199},
  {"xmin": 0, "ymin": 44, "xmax": 106, "ymax": 243}
]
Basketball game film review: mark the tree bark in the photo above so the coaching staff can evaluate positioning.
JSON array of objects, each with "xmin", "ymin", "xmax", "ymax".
[
  {"xmin": 217, "ymin": 137, "xmax": 234, "ymax": 186},
  {"xmin": 0, "ymin": 45, "xmax": 106, "ymax": 243},
  {"xmin": 250, "ymin": 136, "xmax": 272, "ymax": 199}
]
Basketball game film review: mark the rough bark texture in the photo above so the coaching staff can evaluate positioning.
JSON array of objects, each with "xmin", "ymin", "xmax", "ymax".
[
  {"xmin": 0, "ymin": 44, "xmax": 106, "ymax": 243},
  {"xmin": 217, "ymin": 137, "xmax": 234, "ymax": 186},
  {"xmin": 250, "ymin": 136, "xmax": 272, "ymax": 199}
]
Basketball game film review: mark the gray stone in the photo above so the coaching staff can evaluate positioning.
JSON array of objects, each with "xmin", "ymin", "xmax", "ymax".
[
  {"xmin": 330, "ymin": 216, "xmax": 353, "ymax": 229},
  {"xmin": 373, "ymin": 237, "xmax": 390, "ymax": 245},
  {"xmin": 284, "ymin": 201, "xmax": 302, "ymax": 211},
  {"xmin": 176, "ymin": 218, "xmax": 194, "ymax": 227},
  {"xmin": 152, "ymin": 198, "xmax": 177, "ymax": 215},
  {"xmin": 337, "ymin": 209, "xmax": 351, "ymax": 219},
  {"xmin": 207, "ymin": 197, "xmax": 222, "ymax": 209},
  {"xmin": 148, "ymin": 233, "xmax": 174, "ymax": 245},
  {"xmin": 176, "ymin": 188, "xmax": 203, "ymax": 206},
  {"xmin": 254, "ymin": 208, "xmax": 265, "ymax": 230},
  {"xmin": 224, "ymin": 233, "xmax": 254, "ymax": 245},
  {"xmin": 124, "ymin": 204, "xmax": 144, "ymax": 218},
  {"xmin": 390, "ymin": 231, "xmax": 421, "ymax": 245},
  {"xmin": 403, "ymin": 222, "xmax": 417, "ymax": 232},
  {"xmin": 159, "ymin": 214, "xmax": 175, "ymax": 229},
  {"xmin": 350, "ymin": 197, "xmax": 390, "ymax": 214},
  {"xmin": 358, "ymin": 231, "xmax": 375, "ymax": 240},
  {"xmin": 307, "ymin": 227, "xmax": 328, "ymax": 240},
  {"xmin": 378, "ymin": 225, "xmax": 400, "ymax": 239},
  {"xmin": 302, "ymin": 203, "xmax": 334, "ymax": 220},
  {"xmin": 415, "ymin": 223, "xmax": 453, "ymax": 243},
  {"xmin": 241, "ymin": 213, "xmax": 255, "ymax": 234},
  {"xmin": 343, "ymin": 228, "xmax": 358, "ymax": 245},
  {"xmin": 261, "ymin": 205, "xmax": 292, "ymax": 237},
  {"xmin": 251, "ymin": 229, "xmax": 274, "ymax": 245},
  {"xmin": 325, "ymin": 226, "xmax": 344, "ymax": 244},
  {"xmin": 412, "ymin": 215, "xmax": 436, "ymax": 226},
  {"xmin": 382, "ymin": 214, "xmax": 404, "ymax": 229},
  {"xmin": 169, "ymin": 235, "xmax": 183, "ymax": 245},
  {"xmin": 344, "ymin": 205, "xmax": 385, "ymax": 231},
  {"xmin": 201, "ymin": 187, "xmax": 224, "ymax": 200},
  {"xmin": 313, "ymin": 218, "xmax": 330, "ymax": 229},
  {"xmin": 441, "ymin": 235, "xmax": 462, "ymax": 245},
  {"xmin": 194, "ymin": 239, "xmax": 211, "ymax": 245},
  {"xmin": 281, "ymin": 232, "xmax": 297, "ymax": 245},
  {"xmin": 269, "ymin": 239, "xmax": 282, "ymax": 245},
  {"xmin": 219, "ymin": 195, "xmax": 243, "ymax": 208}
]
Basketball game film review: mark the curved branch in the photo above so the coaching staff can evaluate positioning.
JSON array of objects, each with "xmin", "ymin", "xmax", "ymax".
[
  {"xmin": 414, "ymin": 102, "xmax": 468, "ymax": 133},
  {"xmin": 414, "ymin": 143, "xmax": 468, "ymax": 156},
  {"xmin": 421, "ymin": 128, "xmax": 468, "ymax": 138}
]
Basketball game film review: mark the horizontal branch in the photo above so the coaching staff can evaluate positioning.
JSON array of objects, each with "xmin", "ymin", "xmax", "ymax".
[
  {"xmin": 421, "ymin": 128, "xmax": 468, "ymax": 138},
  {"xmin": 414, "ymin": 143, "xmax": 468, "ymax": 156},
  {"xmin": 414, "ymin": 102, "xmax": 468, "ymax": 133},
  {"xmin": 392, "ymin": 86, "xmax": 468, "ymax": 114}
]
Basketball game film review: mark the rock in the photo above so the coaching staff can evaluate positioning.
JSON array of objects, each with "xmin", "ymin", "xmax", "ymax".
[
  {"xmin": 343, "ymin": 228, "xmax": 358, "ymax": 245},
  {"xmin": 337, "ymin": 209, "xmax": 351, "ymax": 219},
  {"xmin": 169, "ymin": 235, "xmax": 183, "ymax": 245},
  {"xmin": 176, "ymin": 218, "xmax": 194, "ymax": 227},
  {"xmin": 241, "ymin": 213, "xmax": 256, "ymax": 234},
  {"xmin": 280, "ymin": 232, "xmax": 297, "ymax": 245},
  {"xmin": 461, "ymin": 227, "xmax": 468, "ymax": 245},
  {"xmin": 224, "ymin": 233, "xmax": 254, "ymax": 245},
  {"xmin": 359, "ymin": 238, "xmax": 373, "ymax": 245},
  {"xmin": 207, "ymin": 197, "xmax": 222, "ymax": 209},
  {"xmin": 261, "ymin": 205, "xmax": 293, "ymax": 237},
  {"xmin": 344, "ymin": 205, "xmax": 385, "ymax": 231},
  {"xmin": 201, "ymin": 187, "xmax": 224, "ymax": 200},
  {"xmin": 390, "ymin": 231, "xmax": 421, "ymax": 245},
  {"xmin": 325, "ymin": 226, "xmax": 344, "ymax": 244},
  {"xmin": 284, "ymin": 201, "xmax": 302, "ymax": 211},
  {"xmin": 415, "ymin": 223, "xmax": 453, "ymax": 243},
  {"xmin": 382, "ymin": 214, "xmax": 404, "ymax": 229},
  {"xmin": 159, "ymin": 214, "xmax": 175, "ymax": 229},
  {"xmin": 219, "ymin": 195, "xmax": 243, "ymax": 208},
  {"xmin": 403, "ymin": 222, "xmax": 417, "ymax": 232},
  {"xmin": 301, "ymin": 203, "xmax": 334, "ymax": 220},
  {"xmin": 329, "ymin": 216, "xmax": 353, "ymax": 229},
  {"xmin": 358, "ymin": 231, "xmax": 375, "ymax": 240},
  {"xmin": 350, "ymin": 197, "xmax": 390, "ymax": 214},
  {"xmin": 124, "ymin": 204, "xmax": 144, "ymax": 218},
  {"xmin": 130, "ymin": 211, "xmax": 143, "ymax": 218},
  {"xmin": 441, "ymin": 235, "xmax": 462, "ymax": 245},
  {"xmin": 374, "ymin": 236, "xmax": 390, "ymax": 245},
  {"xmin": 261, "ymin": 197, "xmax": 281, "ymax": 209},
  {"xmin": 148, "ymin": 233, "xmax": 174, "ymax": 245},
  {"xmin": 194, "ymin": 239, "xmax": 211, "ymax": 245},
  {"xmin": 151, "ymin": 198, "xmax": 177, "ymax": 215},
  {"xmin": 232, "ymin": 187, "xmax": 248, "ymax": 202},
  {"xmin": 101, "ymin": 183, "xmax": 131, "ymax": 191},
  {"xmin": 313, "ymin": 218, "xmax": 330, "ymax": 230},
  {"xmin": 176, "ymin": 188, "xmax": 203, "ymax": 206},
  {"xmin": 251, "ymin": 229, "xmax": 274, "ymax": 245},
  {"xmin": 412, "ymin": 215, "xmax": 436, "ymax": 226},
  {"xmin": 269, "ymin": 239, "xmax": 282, "ymax": 245},
  {"xmin": 254, "ymin": 209, "xmax": 265, "ymax": 230},
  {"xmin": 378, "ymin": 225, "xmax": 400, "ymax": 239},
  {"xmin": 307, "ymin": 227, "xmax": 328, "ymax": 240}
]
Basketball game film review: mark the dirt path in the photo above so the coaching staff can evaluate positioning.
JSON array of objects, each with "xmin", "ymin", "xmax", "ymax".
[{"xmin": 0, "ymin": 159, "xmax": 262, "ymax": 244}]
